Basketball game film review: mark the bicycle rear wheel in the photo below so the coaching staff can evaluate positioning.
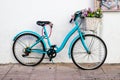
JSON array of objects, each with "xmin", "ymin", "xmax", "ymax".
[
  {"xmin": 12, "ymin": 33, "xmax": 45, "ymax": 66},
  {"xmin": 71, "ymin": 34, "xmax": 107, "ymax": 70}
]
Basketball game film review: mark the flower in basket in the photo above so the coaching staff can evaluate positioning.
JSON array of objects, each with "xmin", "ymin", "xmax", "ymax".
[
  {"xmin": 81, "ymin": 9, "xmax": 88, "ymax": 17},
  {"xmin": 87, "ymin": 8, "xmax": 95, "ymax": 17},
  {"xmin": 81, "ymin": 8, "xmax": 103, "ymax": 18}
]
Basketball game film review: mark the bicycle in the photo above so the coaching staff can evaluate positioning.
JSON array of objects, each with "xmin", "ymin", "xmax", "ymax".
[{"xmin": 12, "ymin": 11, "xmax": 107, "ymax": 70}]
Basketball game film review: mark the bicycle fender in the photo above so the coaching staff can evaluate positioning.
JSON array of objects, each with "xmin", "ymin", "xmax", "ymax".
[
  {"xmin": 13, "ymin": 30, "xmax": 47, "ymax": 48},
  {"xmin": 68, "ymin": 35, "xmax": 80, "ymax": 59}
]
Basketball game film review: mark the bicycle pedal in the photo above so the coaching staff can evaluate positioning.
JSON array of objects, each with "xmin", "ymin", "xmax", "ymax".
[{"xmin": 22, "ymin": 54, "xmax": 28, "ymax": 57}]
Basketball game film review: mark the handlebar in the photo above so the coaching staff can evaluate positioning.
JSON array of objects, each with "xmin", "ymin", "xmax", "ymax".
[
  {"xmin": 69, "ymin": 18, "xmax": 73, "ymax": 23},
  {"xmin": 69, "ymin": 11, "xmax": 85, "ymax": 24},
  {"xmin": 69, "ymin": 15, "xmax": 74, "ymax": 23}
]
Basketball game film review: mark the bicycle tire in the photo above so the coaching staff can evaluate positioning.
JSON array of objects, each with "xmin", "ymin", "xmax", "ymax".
[
  {"xmin": 71, "ymin": 34, "xmax": 107, "ymax": 70},
  {"xmin": 12, "ymin": 33, "xmax": 45, "ymax": 66}
]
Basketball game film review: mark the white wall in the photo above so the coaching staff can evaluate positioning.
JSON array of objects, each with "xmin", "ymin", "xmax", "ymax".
[{"xmin": 0, "ymin": 0, "xmax": 120, "ymax": 64}]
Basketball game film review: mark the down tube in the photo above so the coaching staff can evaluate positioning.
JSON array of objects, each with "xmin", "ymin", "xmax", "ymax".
[{"xmin": 56, "ymin": 26, "xmax": 78, "ymax": 53}]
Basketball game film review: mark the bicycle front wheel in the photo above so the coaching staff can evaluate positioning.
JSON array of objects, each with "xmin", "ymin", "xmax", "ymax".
[
  {"xmin": 12, "ymin": 33, "xmax": 45, "ymax": 66},
  {"xmin": 71, "ymin": 34, "xmax": 107, "ymax": 70}
]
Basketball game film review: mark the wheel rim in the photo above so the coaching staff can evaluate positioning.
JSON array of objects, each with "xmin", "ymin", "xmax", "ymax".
[
  {"xmin": 13, "ymin": 34, "xmax": 45, "ymax": 66},
  {"xmin": 72, "ymin": 35, "xmax": 107, "ymax": 69}
]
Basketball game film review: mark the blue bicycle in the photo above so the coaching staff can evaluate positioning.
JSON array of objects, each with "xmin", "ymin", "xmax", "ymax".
[{"xmin": 12, "ymin": 11, "xmax": 107, "ymax": 70}]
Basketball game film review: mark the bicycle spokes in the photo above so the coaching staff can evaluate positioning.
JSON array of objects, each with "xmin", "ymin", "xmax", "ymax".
[{"xmin": 71, "ymin": 34, "xmax": 107, "ymax": 70}]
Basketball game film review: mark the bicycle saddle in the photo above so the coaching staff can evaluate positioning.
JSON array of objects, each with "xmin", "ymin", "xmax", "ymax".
[{"xmin": 36, "ymin": 21, "xmax": 51, "ymax": 27}]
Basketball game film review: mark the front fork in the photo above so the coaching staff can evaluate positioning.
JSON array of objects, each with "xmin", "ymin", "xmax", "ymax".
[{"xmin": 77, "ymin": 28, "xmax": 90, "ymax": 54}]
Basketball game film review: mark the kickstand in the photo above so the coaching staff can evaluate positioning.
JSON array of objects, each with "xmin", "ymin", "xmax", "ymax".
[{"xmin": 51, "ymin": 59, "xmax": 54, "ymax": 64}]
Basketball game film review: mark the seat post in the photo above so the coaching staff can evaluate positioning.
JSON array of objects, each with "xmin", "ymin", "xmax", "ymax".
[{"xmin": 43, "ymin": 26, "xmax": 52, "ymax": 47}]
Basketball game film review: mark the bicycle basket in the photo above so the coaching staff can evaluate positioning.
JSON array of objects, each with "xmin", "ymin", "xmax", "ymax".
[{"xmin": 80, "ymin": 17, "xmax": 102, "ymax": 32}]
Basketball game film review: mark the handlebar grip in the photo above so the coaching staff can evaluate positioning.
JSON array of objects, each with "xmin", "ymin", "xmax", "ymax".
[{"xmin": 69, "ymin": 19, "xmax": 73, "ymax": 23}]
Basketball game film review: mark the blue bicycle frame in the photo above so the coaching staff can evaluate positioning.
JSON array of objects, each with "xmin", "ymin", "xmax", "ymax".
[
  {"xmin": 30, "ymin": 22, "xmax": 89, "ymax": 54},
  {"xmin": 13, "ymin": 18, "xmax": 89, "ymax": 58}
]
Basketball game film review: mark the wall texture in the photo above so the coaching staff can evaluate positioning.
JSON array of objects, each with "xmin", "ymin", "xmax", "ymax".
[{"xmin": 0, "ymin": 0, "xmax": 120, "ymax": 63}]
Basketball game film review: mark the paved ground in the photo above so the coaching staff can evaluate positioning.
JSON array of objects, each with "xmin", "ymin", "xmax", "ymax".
[{"xmin": 0, "ymin": 63, "xmax": 120, "ymax": 80}]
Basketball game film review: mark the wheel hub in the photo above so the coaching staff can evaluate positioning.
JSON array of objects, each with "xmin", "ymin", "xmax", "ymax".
[{"xmin": 22, "ymin": 47, "xmax": 31, "ymax": 57}]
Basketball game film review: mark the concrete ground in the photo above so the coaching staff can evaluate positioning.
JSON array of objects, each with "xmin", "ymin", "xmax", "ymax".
[{"xmin": 0, "ymin": 63, "xmax": 120, "ymax": 80}]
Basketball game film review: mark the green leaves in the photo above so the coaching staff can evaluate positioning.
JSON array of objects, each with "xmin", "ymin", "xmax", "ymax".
[
  {"xmin": 86, "ymin": 8, "xmax": 103, "ymax": 18},
  {"xmin": 94, "ymin": 9, "xmax": 103, "ymax": 18}
]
